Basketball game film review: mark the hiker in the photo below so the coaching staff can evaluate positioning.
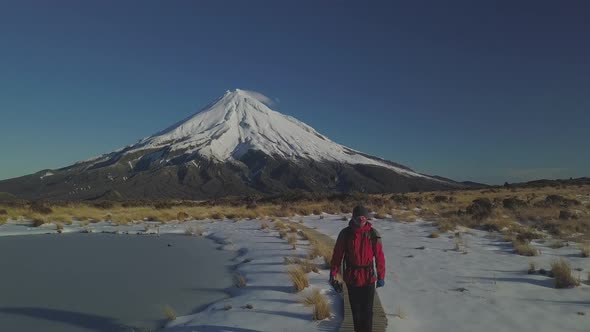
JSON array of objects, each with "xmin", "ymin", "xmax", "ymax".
[{"xmin": 329, "ymin": 205, "xmax": 386, "ymax": 332}]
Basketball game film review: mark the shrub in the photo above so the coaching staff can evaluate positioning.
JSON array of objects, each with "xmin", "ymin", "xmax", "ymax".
[
  {"xmin": 297, "ymin": 230, "xmax": 309, "ymax": 240},
  {"xmin": 288, "ymin": 266, "xmax": 309, "ymax": 292},
  {"xmin": 528, "ymin": 261, "xmax": 536, "ymax": 274},
  {"xmin": 516, "ymin": 230, "xmax": 542, "ymax": 242},
  {"xmin": 154, "ymin": 202, "xmax": 173, "ymax": 210},
  {"xmin": 287, "ymin": 234, "xmax": 298, "ymax": 249},
  {"xmin": 244, "ymin": 303, "xmax": 254, "ymax": 309},
  {"xmin": 210, "ymin": 212, "xmax": 224, "ymax": 220},
  {"xmin": 284, "ymin": 257, "xmax": 318, "ymax": 273},
  {"xmin": 428, "ymin": 231, "xmax": 440, "ymax": 238},
  {"xmin": 177, "ymin": 211, "xmax": 189, "ymax": 221},
  {"xmin": 433, "ymin": 195, "xmax": 448, "ymax": 203},
  {"xmin": 233, "ymin": 273, "xmax": 246, "ymax": 288},
  {"xmin": 549, "ymin": 241, "xmax": 566, "ymax": 249},
  {"xmin": 30, "ymin": 201, "xmax": 52, "ymax": 214},
  {"xmin": 260, "ymin": 223, "xmax": 269, "ymax": 230},
  {"xmin": 301, "ymin": 288, "xmax": 331, "ymax": 320},
  {"xmin": 512, "ymin": 240, "xmax": 539, "ymax": 256},
  {"xmin": 185, "ymin": 226, "xmax": 203, "ymax": 236},
  {"xmin": 466, "ymin": 198, "xmax": 493, "ymax": 221},
  {"xmin": 163, "ymin": 305, "xmax": 176, "ymax": 321},
  {"xmin": 0, "ymin": 209, "xmax": 7, "ymax": 215},
  {"xmin": 93, "ymin": 201, "xmax": 114, "ymax": 209},
  {"xmin": 551, "ymin": 258, "xmax": 580, "ymax": 288},
  {"xmin": 308, "ymin": 242, "xmax": 333, "ymax": 267},
  {"xmin": 580, "ymin": 244, "xmax": 590, "ymax": 257},
  {"xmin": 535, "ymin": 195, "xmax": 581, "ymax": 208},
  {"xmin": 558, "ymin": 210, "xmax": 576, "ymax": 220},
  {"xmin": 502, "ymin": 198, "xmax": 527, "ymax": 210},
  {"xmin": 32, "ymin": 218, "xmax": 46, "ymax": 227}
]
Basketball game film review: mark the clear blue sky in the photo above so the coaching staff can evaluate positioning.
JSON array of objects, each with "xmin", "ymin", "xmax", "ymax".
[{"xmin": 1, "ymin": 1, "xmax": 588, "ymax": 184}]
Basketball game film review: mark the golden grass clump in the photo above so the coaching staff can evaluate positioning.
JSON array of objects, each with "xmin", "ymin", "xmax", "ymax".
[
  {"xmin": 297, "ymin": 230, "xmax": 309, "ymax": 240},
  {"xmin": 528, "ymin": 261, "xmax": 536, "ymax": 274},
  {"xmin": 185, "ymin": 225, "xmax": 204, "ymax": 236},
  {"xmin": 284, "ymin": 257, "xmax": 319, "ymax": 273},
  {"xmin": 260, "ymin": 223, "xmax": 269, "ymax": 230},
  {"xmin": 428, "ymin": 231, "xmax": 440, "ymax": 238},
  {"xmin": 308, "ymin": 242, "xmax": 333, "ymax": 266},
  {"xmin": 288, "ymin": 266, "xmax": 309, "ymax": 292},
  {"xmin": 551, "ymin": 258, "xmax": 580, "ymax": 288},
  {"xmin": 301, "ymin": 288, "xmax": 331, "ymax": 320},
  {"xmin": 287, "ymin": 234, "xmax": 298, "ymax": 249},
  {"xmin": 274, "ymin": 220, "xmax": 286, "ymax": 230},
  {"xmin": 548, "ymin": 240, "xmax": 566, "ymax": 249},
  {"xmin": 163, "ymin": 305, "xmax": 177, "ymax": 321},
  {"xmin": 233, "ymin": 273, "xmax": 246, "ymax": 288},
  {"xmin": 580, "ymin": 243, "xmax": 590, "ymax": 257},
  {"xmin": 512, "ymin": 240, "xmax": 539, "ymax": 256},
  {"xmin": 176, "ymin": 211, "xmax": 189, "ymax": 221},
  {"xmin": 210, "ymin": 212, "xmax": 224, "ymax": 220},
  {"xmin": 32, "ymin": 218, "xmax": 47, "ymax": 227},
  {"xmin": 288, "ymin": 224, "xmax": 298, "ymax": 233}
]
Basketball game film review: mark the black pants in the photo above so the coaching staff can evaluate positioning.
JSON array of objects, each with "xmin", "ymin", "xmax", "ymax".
[{"xmin": 347, "ymin": 283, "xmax": 375, "ymax": 332}]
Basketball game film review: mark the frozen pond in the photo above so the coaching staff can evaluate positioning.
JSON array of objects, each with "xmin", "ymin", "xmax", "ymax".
[{"xmin": 0, "ymin": 233, "xmax": 235, "ymax": 331}]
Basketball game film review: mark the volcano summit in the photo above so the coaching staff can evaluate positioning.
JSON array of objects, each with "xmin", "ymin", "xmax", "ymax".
[{"xmin": 0, "ymin": 89, "xmax": 463, "ymax": 200}]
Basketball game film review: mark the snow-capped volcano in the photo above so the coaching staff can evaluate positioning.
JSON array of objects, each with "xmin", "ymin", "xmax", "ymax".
[
  {"xmin": 112, "ymin": 89, "xmax": 427, "ymax": 178},
  {"xmin": 0, "ymin": 89, "xmax": 465, "ymax": 200}
]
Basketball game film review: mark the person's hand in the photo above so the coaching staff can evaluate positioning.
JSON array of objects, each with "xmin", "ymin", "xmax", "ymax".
[
  {"xmin": 329, "ymin": 275, "xmax": 343, "ymax": 293},
  {"xmin": 376, "ymin": 279, "xmax": 385, "ymax": 288}
]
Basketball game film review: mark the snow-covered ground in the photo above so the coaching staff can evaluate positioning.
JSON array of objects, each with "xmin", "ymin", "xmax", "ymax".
[
  {"xmin": 0, "ymin": 219, "xmax": 343, "ymax": 332},
  {"xmin": 302, "ymin": 215, "xmax": 590, "ymax": 332},
  {"xmin": 1, "ymin": 215, "xmax": 588, "ymax": 332}
]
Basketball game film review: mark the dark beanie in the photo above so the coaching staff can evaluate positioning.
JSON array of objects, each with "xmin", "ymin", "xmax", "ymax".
[{"xmin": 352, "ymin": 205, "xmax": 370, "ymax": 218}]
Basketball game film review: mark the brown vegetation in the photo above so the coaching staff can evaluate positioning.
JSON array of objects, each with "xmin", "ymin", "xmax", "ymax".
[
  {"xmin": 512, "ymin": 240, "xmax": 539, "ymax": 256},
  {"xmin": 288, "ymin": 266, "xmax": 309, "ymax": 292},
  {"xmin": 233, "ymin": 273, "xmax": 247, "ymax": 288},
  {"xmin": 301, "ymin": 288, "xmax": 331, "ymax": 320},
  {"xmin": 0, "ymin": 184, "xmax": 588, "ymax": 242},
  {"xmin": 163, "ymin": 305, "xmax": 177, "ymax": 321},
  {"xmin": 551, "ymin": 258, "xmax": 580, "ymax": 288}
]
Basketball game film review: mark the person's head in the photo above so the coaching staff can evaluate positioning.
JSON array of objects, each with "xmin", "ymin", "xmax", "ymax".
[{"xmin": 352, "ymin": 205, "xmax": 370, "ymax": 226}]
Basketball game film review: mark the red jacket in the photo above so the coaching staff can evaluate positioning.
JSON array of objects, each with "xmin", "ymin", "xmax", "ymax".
[{"xmin": 330, "ymin": 221, "xmax": 386, "ymax": 287}]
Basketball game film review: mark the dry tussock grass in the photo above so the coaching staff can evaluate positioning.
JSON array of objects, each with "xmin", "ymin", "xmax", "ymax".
[
  {"xmin": 512, "ymin": 240, "xmax": 539, "ymax": 256},
  {"xmin": 163, "ymin": 305, "xmax": 176, "ymax": 321},
  {"xmin": 233, "ymin": 273, "xmax": 246, "ymax": 288},
  {"xmin": 284, "ymin": 257, "xmax": 319, "ymax": 273},
  {"xmin": 288, "ymin": 266, "xmax": 309, "ymax": 292},
  {"xmin": 301, "ymin": 288, "xmax": 331, "ymax": 320},
  {"xmin": 185, "ymin": 225, "xmax": 204, "ymax": 236},
  {"xmin": 1, "ymin": 184, "xmax": 588, "ymax": 240},
  {"xmin": 428, "ymin": 231, "xmax": 440, "ymax": 238},
  {"xmin": 551, "ymin": 258, "xmax": 580, "ymax": 288},
  {"xmin": 287, "ymin": 234, "xmax": 298, "ymax": 249},
  {"xmin": 308, "ymin": 242, "xmax": 332, "ymax": 266},
  {"xmin": 580, "ymin": 243, "xmax": 590, "ymax": 257}
]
